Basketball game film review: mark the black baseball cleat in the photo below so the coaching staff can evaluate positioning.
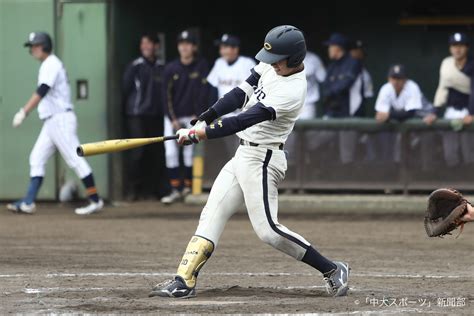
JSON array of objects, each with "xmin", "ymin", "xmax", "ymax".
[
  {"xmin": 149, "ymin": 276, "xmax": 196, "ymax": 298},
  {"xmin": 323, "ymin": 261, "xmax": 350, "ymax": 297}
]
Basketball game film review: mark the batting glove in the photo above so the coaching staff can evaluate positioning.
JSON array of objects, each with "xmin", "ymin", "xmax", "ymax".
[
  {"xmin": 193, "ymin": 120, "xmax": 207, "ymax": 130},
  {"xmin": 177, "ymin": 128, "xmax": 200, "ymax": 146},
  {"xmin": 12, "ymin": 108, "xmax": 27, "ymax": 128}
]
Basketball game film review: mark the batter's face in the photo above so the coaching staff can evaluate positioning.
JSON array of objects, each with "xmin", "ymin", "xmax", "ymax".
[
  {"xmin": 178, "ymin": 41, "xmax": 197, "ymax": 59},
  {"xmin": 219, "ymin": 45, "xmax": 239, "ymax": 63},
  {"xmin": 271, "ymin": 59, "xmax": 303, "ymax": 76},
  {"xmin": 450, "ymin": 44, "xmax": 468, "ymax": 60},
  {"xmin": 389, "ymin": 77, "xmax": 406, "ymax": 94},
  {"xmin": 271, "ymin": 59, "xmax": 289, "ymax": 75},
  {"xmin": 29, "ymin": 44, "xmax": 47, "ymax": 60},
  {"xmin": 140, "ymin": 37, "xmax": 157, "ymax": 60}
]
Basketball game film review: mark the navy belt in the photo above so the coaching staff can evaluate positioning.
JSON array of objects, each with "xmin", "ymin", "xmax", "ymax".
[
  {"xmin": 239, "ymin": 139, "xmax": 284, "ymax": 150},
  {"xmin": 43, "ymin": 108, "xmax": 73, "ymax": 121}
]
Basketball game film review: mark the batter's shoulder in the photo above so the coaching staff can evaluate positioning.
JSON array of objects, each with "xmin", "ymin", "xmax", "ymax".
[{"xmin": 253, "ymin": 62, "xmax": 272, "ymax": 76}]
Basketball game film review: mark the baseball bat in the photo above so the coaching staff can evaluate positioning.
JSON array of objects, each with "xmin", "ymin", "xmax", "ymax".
[{"xmin": 77, "ymin": 135, "xmax": 179, "ymax": 157}]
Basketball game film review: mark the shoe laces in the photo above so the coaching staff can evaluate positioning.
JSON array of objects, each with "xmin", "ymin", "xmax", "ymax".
[
  {"xmin": 324, "ymin": 276, "xmax": 336, "ymax": 292},
  {"xmin": 323, "ymin": 270, "xmax": 338, "ymax": 293},
  {"xmin": 155, "ymin": 278, "xmax": 174, "ymax": 288}
]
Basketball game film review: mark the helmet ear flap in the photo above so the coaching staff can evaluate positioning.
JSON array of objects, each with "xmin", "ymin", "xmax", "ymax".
[{"xmin": 287, "ymin": 50, "xmax": 305, "ymax": 68}]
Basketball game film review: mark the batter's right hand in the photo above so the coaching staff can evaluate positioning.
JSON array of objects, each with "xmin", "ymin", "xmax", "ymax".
[
  {"xmin": 12, "ymin": 108, "xmax": 27, "ymax": 128},
  {"xmin": 176, "ymin": 128, "xmax": 200, "ymax": 146}
]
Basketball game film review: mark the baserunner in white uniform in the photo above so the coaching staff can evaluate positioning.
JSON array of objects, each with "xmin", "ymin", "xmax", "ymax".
[
  {"xmin": 149, "ymin": 25, "xmax": 349, "ymax": 299},
  {"xmin": 7, "ymin": 32, "xmax": 103, "ymax": 215}
]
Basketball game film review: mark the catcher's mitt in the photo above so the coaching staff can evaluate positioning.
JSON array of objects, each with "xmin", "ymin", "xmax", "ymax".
[{"xmin": 424, "ymin": 188, "xmax": 469, "ymax": 238}]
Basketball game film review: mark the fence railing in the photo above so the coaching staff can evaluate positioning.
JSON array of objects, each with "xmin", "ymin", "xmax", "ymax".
[{"xmin": 201, "ymin": 118, "xmax": 474, "ymax": 193}]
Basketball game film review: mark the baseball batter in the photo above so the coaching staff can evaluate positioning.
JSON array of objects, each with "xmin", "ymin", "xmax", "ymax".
[
  {"xmin": 149, "ymin": 25, "xmax": 349, "ymax": 299},
  {"xmin": 6, "ymin": 32, "xmax": 103, "ymax": 215}
]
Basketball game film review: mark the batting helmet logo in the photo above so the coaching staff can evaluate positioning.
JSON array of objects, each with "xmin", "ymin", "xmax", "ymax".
[{"xmin": 264, "ymin": 42, "xmax": 272, "ymax": 50}]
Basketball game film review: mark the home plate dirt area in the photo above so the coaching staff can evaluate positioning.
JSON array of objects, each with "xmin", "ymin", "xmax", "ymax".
[{"xmin": 0, "ymin": 202, "xmax": 472, "ymax": 314}]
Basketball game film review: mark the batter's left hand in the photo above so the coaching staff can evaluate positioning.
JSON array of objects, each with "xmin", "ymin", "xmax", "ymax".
[
  {"xmin": 12, "ymin": 108, "xmax": 27, "ymax": 128},
  {"xmin": 177, "ymin": 128, "xmax": 200, "ymax": 146}
]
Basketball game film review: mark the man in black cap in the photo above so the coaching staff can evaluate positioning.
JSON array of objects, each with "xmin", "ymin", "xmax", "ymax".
[
  {"xmin": 321, "ymin": 33, "xmax": 362, "ymax": 118},
  {"xmin": 372, "ymin": 64, "xmax": 425, "ymax": 163},
  {"xmin": 433, "ymin": 32, "xmax": 474, "ymax": 167},
  {"xmin": 208, "ymin": 34, "xmax": 255, "ymax": 103},
  {"xmin": 161, "ymin": 30, "xmax": 210, "ymax": 204},
  {"xmin": 316, "ymin": 33, "xmax": 363, "ymax": 165},
  {"xmin": 207, "ymin": 34, "xmax": 256, "ymax": 155},
  {"xmin": 122, "ymin": 33, "xmax": 166, "ymax": 200}
]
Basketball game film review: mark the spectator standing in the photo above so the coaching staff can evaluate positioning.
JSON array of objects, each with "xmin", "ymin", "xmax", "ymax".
[
  {"xmin": 433, "ymin": 32, "xmax": 474, "ymax": 167},
  {"xmin": 161, "ymin": 30, "xmax": 210, "ymax": 204},
  {"xmin": 349, "ymin": 39, "xmax": 374, "ymax": 116},
  {"xmin": 316, "ymin": 33, "xmax": 362, "ymax": 165},
  {"xmin": 122, "ymin": 34, "xmax": 165, "ymax": 200},
  {"xmin": 207, "ymin": 34, "xmax": 255, "ymax": 154}
]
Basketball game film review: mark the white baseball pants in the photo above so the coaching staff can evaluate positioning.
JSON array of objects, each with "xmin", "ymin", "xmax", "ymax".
[
  {"xmin": 195, "ymin": 145, "xmax": 311, "ymax": 260},
  {"xmin": 164, "ymin": 116, "xmax": 194, "ymax": 168},
  {"xmin": 29, "ymin": 111, "xmax": 92, "ymax": 179}
]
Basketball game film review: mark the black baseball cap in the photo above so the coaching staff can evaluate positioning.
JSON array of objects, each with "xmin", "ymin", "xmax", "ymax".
[
  {"xmin": 449, "ymin": 32, "xmax": 469, "ymax": 45},
  {"xmin": 323, "ymin": 33, "xmax": 349, "ymax": 49},
  {"xmin": 349, "ymin": 39, "xmax": 365, "ymax": 50},
  {"xmin": 388, "ymin": 64, "xmax": 407, "ymax": 79},
  {"xmin": 177, "ymin": 30, "xmax": 198, "ymax": 44},
  {"xmin": 214, "ymin": 34, "xmax": 240, "ymax": 47}
]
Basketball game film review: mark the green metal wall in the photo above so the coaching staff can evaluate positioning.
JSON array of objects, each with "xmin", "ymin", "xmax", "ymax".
[
  {"xmin": 57, "ymin": 1, "xmax": 108, "ymax": 198},
  {"xmin": 0, "ymin": 0, "xmax": 56, "ymax": 199},
  {"xmin": 0, "ymin": 0, "xmax": 109, "ymax": 200}
]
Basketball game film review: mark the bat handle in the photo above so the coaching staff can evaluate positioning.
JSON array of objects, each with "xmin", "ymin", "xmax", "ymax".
[{"xmin": 163, "ymin": 135, "xmax": 179, "ymax": 141}]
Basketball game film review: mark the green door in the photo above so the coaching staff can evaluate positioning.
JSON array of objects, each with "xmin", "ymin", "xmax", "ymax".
[
  {"xmin": 0, "ymin": 0, "xmax": 56, "ymax": 199},
  {"xmin": 56, "ymin": 1, "xmax": 109, "ymax": 198}
]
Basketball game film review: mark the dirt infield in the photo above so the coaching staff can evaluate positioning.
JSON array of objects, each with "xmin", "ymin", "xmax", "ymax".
[{"xmin": 0, "ymin": 201, "xmax": 473, "ymax": 314}]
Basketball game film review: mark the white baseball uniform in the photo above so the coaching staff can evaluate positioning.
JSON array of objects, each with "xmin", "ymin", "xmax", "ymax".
[
  {"xmin": 299, "ymin": 51, "xmax": 325, "ymax": 119},
  {"xmin": 207, "ymin": 56, "xmax": 256, "ymax": 116},
  {"xmin": 375, "ymin": 79, "xmax": 423, "ymax": 113},
  {"xmin": 29, "ymin": 54, "xmax": 91, "ymax": 179},
  {"xmin": 195, "ymin": 62, "xmax": 312, "ymax": 260}
]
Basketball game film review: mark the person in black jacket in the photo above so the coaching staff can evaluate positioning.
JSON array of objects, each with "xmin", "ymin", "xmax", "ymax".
[
  {"xmin": 161, "ymin": 30, "xmax": 210, "ymax": 204},
  {"xmin": 122, "ymin": 33, "xmax": 166, "ymax": 200},
  {"xmin": 314, "ymin": 33, "xmax": 363, "ymax": 165},
  {"xmin": 322, "ymin": 33, "xmax": 362, "ymax": 118}
]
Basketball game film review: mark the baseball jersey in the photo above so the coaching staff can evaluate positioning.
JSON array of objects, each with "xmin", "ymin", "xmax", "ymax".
[
  {"xmin": 375, "ymin": 79, "xmax": 423, "ymax": 113},
  {"xmin": 237, "ymin": 62, "xmax": 307, "ymax": 145},
  {"xmin": 304, "ymin": 51, "xmax": 326, "ymax": 104},
  {"xmin": 37, "ymin": 54, "xmax": 73, "ymax": 120},
  {"xmin": 207, "ymin": 56, "xmax": 256, "ymax": 98}
]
